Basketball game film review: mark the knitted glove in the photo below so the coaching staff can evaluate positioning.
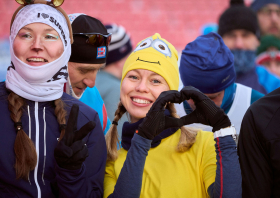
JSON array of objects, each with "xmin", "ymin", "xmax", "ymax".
[
  {"xmin": 54, "ymin": 104, "xmax": 96, "ymax": 170},
  {"xmin": 180, "ymin": 86, "xmax": 231, "ymax": 132},
  {"xmin": 137, "ymin": 90, "xmax": 184, "ymax": 140}
]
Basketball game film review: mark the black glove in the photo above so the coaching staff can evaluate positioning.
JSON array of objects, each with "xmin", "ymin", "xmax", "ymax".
[
  {"xmin": 54, "ymin": 104, "xmax": 96, "ymax": 170},
  {"xmin": 137, "ymin": 90, "xmax": 185, "ymax": 140},
  {"xmin": 180, "ymin": 86, "xmax": 231, "ymax": 132}
]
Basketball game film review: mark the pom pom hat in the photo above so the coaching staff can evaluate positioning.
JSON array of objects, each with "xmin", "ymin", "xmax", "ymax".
[
  {"xmin": 121, "ymin": 33, "xmax": 179, "ymax": 91},
  {"xmin": 218, "ymin": 0, "xmax": 260, "ymax": 38}
]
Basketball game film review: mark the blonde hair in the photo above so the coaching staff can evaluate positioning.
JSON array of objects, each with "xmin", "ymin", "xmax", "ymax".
[{"xmin": 105, "ymin": 101, "xmax": 198, "ymax": 161}]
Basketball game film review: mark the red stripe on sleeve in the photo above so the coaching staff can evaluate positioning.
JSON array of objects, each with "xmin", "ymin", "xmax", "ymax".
[
  {"xmin": 102, "ymin": 104, "xmax": 108, "ymax": 132},
  {"xmin": 217, "ymin": 137, "xmax": 223, "ymax": 198},
  {"xmin": 63, "ymin": 83, "xmax": 66, "ymax": 93}
]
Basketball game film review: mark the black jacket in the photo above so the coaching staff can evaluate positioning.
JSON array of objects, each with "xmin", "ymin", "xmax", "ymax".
[{"xmin": 238, "ymin": 87, "xmax": 280, "ymax": 197}]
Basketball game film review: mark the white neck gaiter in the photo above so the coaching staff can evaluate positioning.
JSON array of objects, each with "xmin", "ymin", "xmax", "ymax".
[{"xmin": 6, "ymin": 4, "xmax": 71, "ymax": 102}]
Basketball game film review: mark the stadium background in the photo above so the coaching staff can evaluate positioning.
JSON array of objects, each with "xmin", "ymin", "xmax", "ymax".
[{"xmin": 0, "ymin": 0, "xmax": 252, "ymax": 81}]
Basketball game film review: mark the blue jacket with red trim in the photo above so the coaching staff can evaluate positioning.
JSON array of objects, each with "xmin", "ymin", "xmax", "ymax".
[{"xmin": 80, "ymin": 86, "xmax": 111, "ymax": 135}]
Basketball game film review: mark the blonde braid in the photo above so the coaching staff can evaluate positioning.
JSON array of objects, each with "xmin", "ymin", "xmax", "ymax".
[
  {"xmin": 105, "ymin": 101, "xmax": 127, "ymax": 161},
  {"xmin": 8, "ymin": 92, "xmax": 37, "ymax": 180},
  {"xmin": 167, "ymin": 103, "xmax": 198, "ymax": 152}
]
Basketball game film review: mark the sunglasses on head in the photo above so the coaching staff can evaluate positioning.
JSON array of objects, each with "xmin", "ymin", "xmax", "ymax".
[
  {"xmin": 73, "ymin": 33, "xmax": 112, "ymax": 47},
  {"xmin": 15, "ymin": 0, "xmax": 64, "ymax": 7}
]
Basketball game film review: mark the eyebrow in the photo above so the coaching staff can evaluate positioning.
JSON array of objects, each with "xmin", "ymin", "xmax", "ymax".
[
  {"xmin": 131, "ymin": 69, "xmax": 161, "ymax": 76},
  {"xmin": 78, "ymin": 64, "xmax": 105, "ymax": 71},
  {"xmin": 21, "ymin": 27, "xmax": 57, "ymax": 33}
]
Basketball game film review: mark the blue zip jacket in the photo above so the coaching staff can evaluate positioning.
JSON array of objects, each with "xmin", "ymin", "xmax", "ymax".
[
  {"xmin": 80, "ymin": 86, "xmax": 111, "ymax": 135},
  {"xmin": 0, "ymin": 82, "xmax": 107, "ymax": 198},
  {"xmin": 236, "ymin": 65, "xmax": 280, "ymax": 94}
]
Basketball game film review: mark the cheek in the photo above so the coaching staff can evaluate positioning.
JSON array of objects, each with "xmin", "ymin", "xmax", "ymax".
[
  {"xmin": 120, "ymin": 83, "xmax": 129, "ymax": 105},
  {"xmin": 68, "ymin": 66, "xmax": 79, "ymax": 84},
  {"xmin": 222, "ymin": 38, "xmax": 233, "ymax": 49},
  {"xmin": 54, "ymin": 43, "xmax": 64, "ymax": 58},
  {"xmin": 47, "ymin": 41, "xmax": 64, "ymax": 59},
  {"xmin": 153, "ymin": 85, "xmax": 169, "ymax": 99},
  {"xmin": 13, "ymin": 39, "xmax": 25, "ymax": 58}
]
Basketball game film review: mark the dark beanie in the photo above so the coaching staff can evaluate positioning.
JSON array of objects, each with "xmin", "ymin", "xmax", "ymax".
[
  {"xmin": 68, "ymin": 14, "xmax": 109, "ymax": 64},
  {"xmin": 251, "ymin": 0, "xmax": 280, "ymax": 12},
  {"xmin": 105, "ymin": 24, "xmax": 133, "ymax": 66},
  {"xmin": 179, "ymin": 32, "xmax": 236, "ymax": 94},
  {"xmin": 218, "ymin": 0, "xmax": 260, "ymax": 38}
]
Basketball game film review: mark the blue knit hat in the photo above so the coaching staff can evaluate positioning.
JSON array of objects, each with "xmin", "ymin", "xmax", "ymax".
[
  {"xmin": 251, "ymin": 0, "xmax": 280, "ymax": 12},
  {"xmin": 179, "ymin": 32, "xmax": 236, "ymax": 94}
]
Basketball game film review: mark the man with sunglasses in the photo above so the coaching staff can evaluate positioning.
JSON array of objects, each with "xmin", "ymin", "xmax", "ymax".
[
  {"xmin": 251, "ymin": 0, "xmax": 280, "ymax": 38},
  {"xmin": 66, "ymin": 13, "xmax": 111, "ymax": 134}
]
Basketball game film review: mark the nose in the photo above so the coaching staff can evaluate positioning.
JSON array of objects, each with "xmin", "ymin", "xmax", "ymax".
[
  {"xmin": 83, "ymin": 76, "xmax": 96, "ymax": 88},
  {"xmin": 271, "ymin": 11, "xmax": 279, "ymax": 22},
  {"xmin": 135, "ymin": 78, "xmax": 149, "ymax": 93},
  {"xmin": 234, "ymin": 36, "xmax": 244, "ymax": 49},
  {"xmin": 31, "ymin": 37, "xmax": 43, "ymax": 52}
]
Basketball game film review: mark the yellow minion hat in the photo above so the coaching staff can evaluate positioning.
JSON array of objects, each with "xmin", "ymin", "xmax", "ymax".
[{"xmin": 121, "ymin": 33, "xmax": 179, "ymax": 90}]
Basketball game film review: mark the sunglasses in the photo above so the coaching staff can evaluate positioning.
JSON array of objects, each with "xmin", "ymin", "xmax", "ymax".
[
  {"xmin": 73, "ymin": 33, "xmax": 112, "ymax": 47},
  {"xmin": 15, "ymin": 0, "xmax": 64, "ymax": 7}
]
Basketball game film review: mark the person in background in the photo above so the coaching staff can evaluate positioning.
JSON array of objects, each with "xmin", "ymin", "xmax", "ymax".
[
  {"xmin": 251, "ymin": 0, "xmax": 280, "ymax": 38},
  {"xmin": 256, "ymin": 35, "xmax": 280, "ymax": 77},
  {"xmin": 66, "ymin": 13, "xmax": 111, "ymax": 134},
  {"xmin": 95, "ymin": 24, "xmax": 133, "ymax": 136},
  {"xmin": 218, "ymin": 0, "xmax": 280, "ymax": 94},
  {"xmin": 0, "ymin": 1, "xmax": 106, "ymax": 197},
  {"xmin": 176, "ymin": 32, "xmax": 264, "ymax": 136},
  {"xmin": 104, "ymin": 33, "xmax": 241, "ymax": 198}
]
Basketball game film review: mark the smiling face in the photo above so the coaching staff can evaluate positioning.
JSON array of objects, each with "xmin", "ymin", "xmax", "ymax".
[
  {"xmin": 13, "ymin": 23, "xmax": 64, "ymax": 66},
  {"xmin": 120, "ymin": 69, "xmax": 169, "ymax": 123},
  {"xmin": 68, "ymin": 62, "xmax": 105, "ymax": 97}
]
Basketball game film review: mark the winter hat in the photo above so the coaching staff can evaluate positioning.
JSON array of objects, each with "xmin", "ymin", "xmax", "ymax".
[
  {"xmin": 105, "ymin": 24, "xmax": 133, "ymax": 66},
  {"xmin": 218, "ymin": 0, "xmax": 260, "ymax": 38},
  {"xmin": 179, "ymin": 32, "xmax": 235, "ymax": 94},
  {"xmin": 6, "ymin": 3, "xmax": 71, "ymax": 102},
  {"xmin": 68, "ymin": 14, "xmax": 109, "ymax": 64},
  {"xmin": 257, "ymin": 35, "xmax": 280, "ymax": 55},
  {"xmin": 121, "ymin": 33, "xmax": 179, "ymax": 90},
  {"xmin": 256, "ymin": 35, "xmax": 280, "ymax": 64},
  {"xmin": 251, "ymin": 0, "xmax": 280, "ymax": 12}
]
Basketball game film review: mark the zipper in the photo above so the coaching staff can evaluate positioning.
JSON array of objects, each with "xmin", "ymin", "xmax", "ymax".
[
  {"xmin": 27, "ymin": 105, "xmax": 31, "ymax": 185},
  {"xmin": 34, "ymin": 102, "xmax": 41, "ymax": 198}
]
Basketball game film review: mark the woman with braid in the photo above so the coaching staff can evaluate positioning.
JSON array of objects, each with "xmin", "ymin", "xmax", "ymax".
[
  {"xmin": 104, "ymin": 33, "xmax": 242, "ymax": 197},
  {"xmin": 0, "ymin": 1, "xmax": 106, "ymax": 197}
]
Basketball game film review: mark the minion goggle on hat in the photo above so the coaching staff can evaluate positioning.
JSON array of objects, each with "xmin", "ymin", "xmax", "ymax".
[
  {"xmin": 11, "ymin": 0, "xmax": 73, "ymax": 44},
  {"xmin": 121, "ymin": 33, "xmax": 179, "ymax": 91}
]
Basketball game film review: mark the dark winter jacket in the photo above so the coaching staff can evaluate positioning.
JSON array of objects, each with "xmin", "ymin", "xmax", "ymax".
[
  {"xmin": 238, "ymin": 86, "xmax": 280, "ymax": 197},
  {"xmin": 0, "ymin": 82, "xmax": 106, "ymax": 198}
]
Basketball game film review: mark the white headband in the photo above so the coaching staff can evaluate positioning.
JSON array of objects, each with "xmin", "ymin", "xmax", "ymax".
[{"xmin": 6, "ymin": 4, "xmax": 71, "ymax": 102}]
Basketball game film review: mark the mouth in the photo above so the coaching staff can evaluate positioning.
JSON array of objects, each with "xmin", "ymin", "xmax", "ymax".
[
  {"xmin": 26, "ymin": 58, "xmax": 48, "ymax": 63},
  {"xmin": 131, "ymin": 97, "xmax": 152, "ymax": 104}
]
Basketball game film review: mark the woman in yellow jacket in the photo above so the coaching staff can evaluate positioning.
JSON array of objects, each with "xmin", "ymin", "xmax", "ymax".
[{"xmin": 104, "ymin": 32, "xmax": 241, "ymax": 198}]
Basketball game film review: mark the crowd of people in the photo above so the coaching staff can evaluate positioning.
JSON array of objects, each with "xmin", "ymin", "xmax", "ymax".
[{"xmin": 1, "ymin": 0, "xmax": 280, "ymax": 197}]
